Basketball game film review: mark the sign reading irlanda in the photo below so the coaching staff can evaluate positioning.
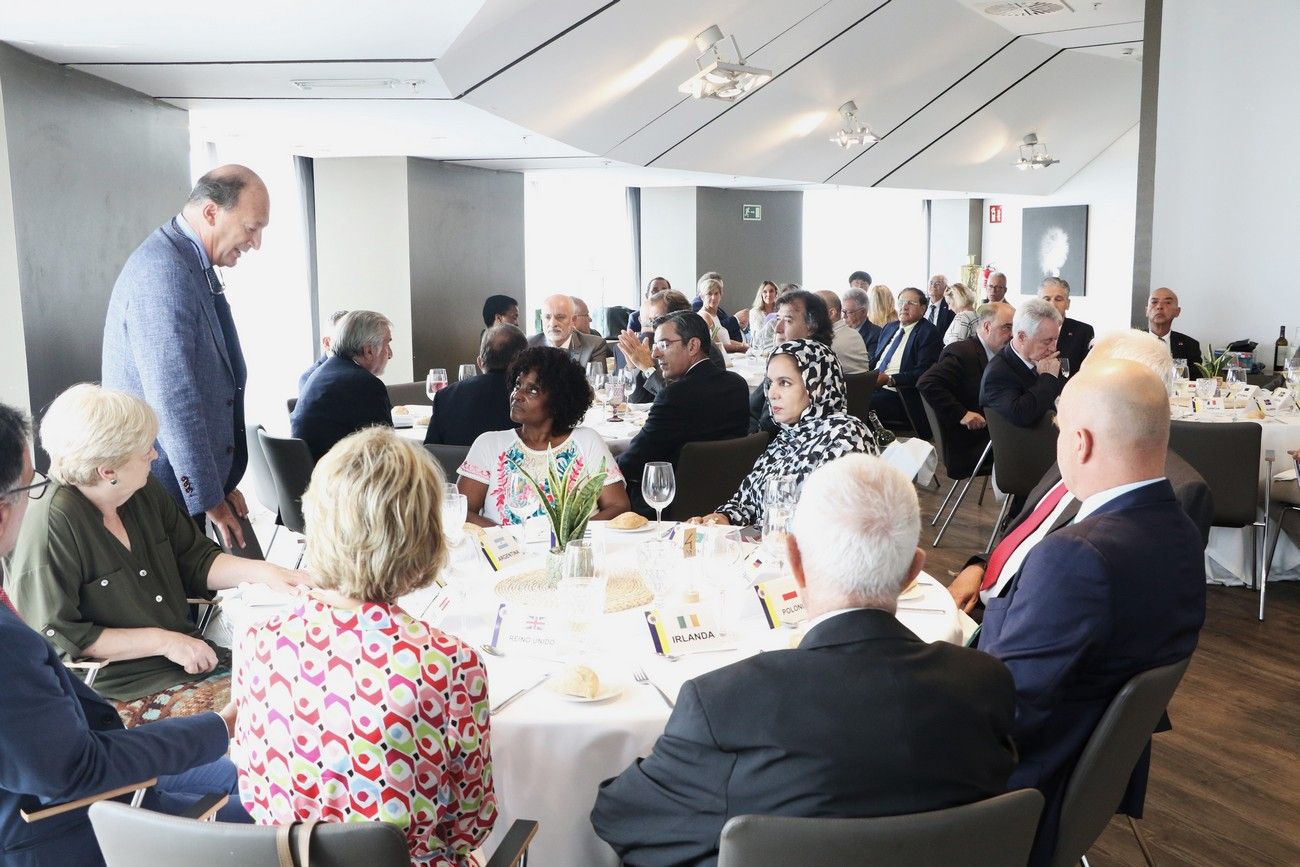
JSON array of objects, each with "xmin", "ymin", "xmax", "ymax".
[{"xmin": 644, "ymin": 609, "xmax": 735, "ymax": 655}]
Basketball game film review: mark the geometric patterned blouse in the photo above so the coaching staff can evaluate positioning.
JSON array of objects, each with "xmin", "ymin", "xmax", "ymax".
[{"xmin": 232, "ymin": 599, "xmax": 495, "ymax": 865}]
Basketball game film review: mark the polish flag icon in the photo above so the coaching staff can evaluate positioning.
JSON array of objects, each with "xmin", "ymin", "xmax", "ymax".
[{"xmin": 781, "ymin": 590, "xmax": 799, "ymax": 602}]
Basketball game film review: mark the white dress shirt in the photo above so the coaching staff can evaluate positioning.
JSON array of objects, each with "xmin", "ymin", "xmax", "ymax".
[
  {"xmin": 882, "ymin": 323, "xmax": 916, "ymax": 377},
  {"xmin": 980, "ymin": 481, "xmax": 1076, "ymax": 603}
]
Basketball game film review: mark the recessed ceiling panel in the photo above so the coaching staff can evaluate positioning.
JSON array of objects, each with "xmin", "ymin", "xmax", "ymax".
[{"xmin": 68, "ymin": 61, "xmax": 451, "ymax": 101}]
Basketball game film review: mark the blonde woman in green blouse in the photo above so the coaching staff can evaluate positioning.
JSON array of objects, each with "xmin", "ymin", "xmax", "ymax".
[{"xmin": 8, "ymin": 384, "xmax": 309, "ymax": 723}]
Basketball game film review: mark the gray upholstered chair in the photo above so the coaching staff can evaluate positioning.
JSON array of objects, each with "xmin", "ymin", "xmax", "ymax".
[
  {"xmin": 716, "ymin": 789, "xmax": 1044, "ymax": 867},
  {"xmin": 843, "ymin": 372, "xmax": 881, "ymax": 426},
  {"xmin": 983, "ymin": 408, "xmax": 1058, "ymax": 553},
  {"xmin": 424, "ymin": 443, "xmax": 470, "ymax": 481},
  {"xmin": 89, "ymin": 801, "xmax": 539, "ymax": 867},
  {"xmin": 920, "ymin": 394, "xmax": 993, "ymax": 547},
  {"xmin": 1048, "ymin": 657, "xmax": 1192, "ymax": 867},
  {"xmin": 244, "ymin": 423, "xmax": 282, "ymax": 556},
  {"xmin": 256, "ymin": 430, "xmax": 315, "ymax": 567},
  {"xmin": 663, "ymin": 432, "xmax": 770, "ymax": 521},
  {"xmin": 387, "ymin": 381, "xmax": 433, "ymax": 407}
]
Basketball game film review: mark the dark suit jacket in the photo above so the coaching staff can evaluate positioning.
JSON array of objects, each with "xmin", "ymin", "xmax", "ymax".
[
  {"xmin": 1159, "ymin": 330, "xmax": 1203, "ymax": 369},
  {"xmin": 979, "ymin": 481, "xmax": 1205, "ymax": 865},
  {"xmin": 592, "ymin": 609, "xmax": 1018, "ymax": 867},
  {"xmin": 923, "ymin": 298, "xmax": 955, "ymax": 334},
  {"xmin": 290, "ymin": 354, "xmax": 392, "ymax": 460},
  {"xmin": 628, "ymin": 343, "xmax": 727, "ymax": 403},
  {"xmin": 0, "ymin": 604, "xmax": 228, "ymax": 866},
  {"xmin": 297, "ymin": 354, "xmax": 327, "ymax": 394},
  {"xmin": 618, "ymin": 361, "xmax": 750, "ymax": 491},
  {"xmin": 1055, "ymin": 316, "xmax": 1094, "ymax": 373},
  {"xmin": 873, "ymin": 319, "xmax": 942, "ymax": 388},
  {"xmin": 424, "ymin": 368, "xmax": 513, "ymax": 447},
  {"xmin": 917, "ymin": 336, "xmax": 992, "ymax": 477},
  {"xmin": 980, "ymin": 345, "xmax": 1063, "ymax": 428},
  {"xmin": 856, "ymin": 320, "xmax": 882, "ymax": 364}
]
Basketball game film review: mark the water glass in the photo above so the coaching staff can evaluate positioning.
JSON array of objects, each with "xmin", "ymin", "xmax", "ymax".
[
  {"xmin": 457, "ymin": 363, "xmax": 477, "ymax": 382},
  {"xmin": 639, "ymin": 537, "xmax": 678, "ymax": 605},
  {"xmin": 606, "ymin": 378, "xmax": 626, "ymax": 421},
  {"xmin": 556, "ymin": 575, "xmax": 604, "ymax": 648},
  {"xmin": 441, "ymin": 483, "xmax": 467, "ymax": 547},
  {"xmin": 1194, "ymin": 378, "xmax": 1218, "ymax": 401},
  {"xmin": 1172, "ymin": 359, "xmax": 1190, "ymax": 382},
  {"xmin": 642, "ymin": 462, "xmax": 676, "ymax": 528},
  {"xmin": 563, "ymin": 539, "xmax": 595, "ymax": 580},
  {"xmin": 425, "ymin": 368, "xmax": 448, "ymax": 399}
]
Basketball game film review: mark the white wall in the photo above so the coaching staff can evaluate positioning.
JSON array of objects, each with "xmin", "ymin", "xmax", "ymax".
[
  {"xmin": 0, "ymin": 78, "xmax": 29, "ymax": 412},
  {"xmin": 1150, "ymin": 2, "xmax": 1300, "ymax": 359},
  {"xmin": 802, "ymin": 187, "xmax": 928, "ymax": 295},
  {"xmin": 981, "ymin": 124, "xmax": 1139, "ymax": 338},
  {"xmin": 313, "ymin": 157, "xmax": 413, "ymax": 384},
  {"xmin": 638, "ymin": 187, "xmax": 697, "ymax": 300}
]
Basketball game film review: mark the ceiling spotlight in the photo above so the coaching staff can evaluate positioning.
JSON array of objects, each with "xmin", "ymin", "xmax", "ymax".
[
  {"xmin": 1014, "ymin": 132, "xmax": 1060, "ymax": 170},
  {"xmin": 677, "ymin": 25, "xmax": 772, "ymax": 101},
  {"xmin": 829, "ymin": 100, "xmax": 879, "ymax": 149}
]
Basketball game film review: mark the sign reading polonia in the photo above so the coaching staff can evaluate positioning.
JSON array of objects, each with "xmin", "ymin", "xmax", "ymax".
[
  {"xmin": 754, "ymin": 576, "xmax": 806, "ymax": 628},
  {"xmin": 644, "ymin": 609, "xmax": 734, "ymax": 654}
]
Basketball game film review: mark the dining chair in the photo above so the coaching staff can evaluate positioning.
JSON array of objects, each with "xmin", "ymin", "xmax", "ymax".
[
  {"xmin": 1167, "ymin": 421, "xmax": 1265, "ymax": 593},
  {"xmin": 717, "ymin": 789, "xmax": 1044, "ymax": 867},
  {"xmin": 920, "ymin": 394, "xmax": 993, "ymax": 547},
  {"xmin": 983, "ymin": 408, "xmax": 1058, "ymax": 553},
  {"xmin": 256, "ymin": 430, "xmax": 315, "ymax": 568},
  {"xmin": 1262, "ymin": 461, "xmax": 1300, "ymax": 620},
  {"xmin": 386, "ymin": 381, "xmax": 432, "ymax": 407},
  {"xmin": 286, "ymin": 396, "xmax": 298, "ymax": 415},
  {"xmin": 425, "ymin": 443, "xmax": 470, "ymax": 481},
  {"xmin": 90, "ymin": 802, "xmax": 539, "ymax": 867},
  {"xmin": 22, "ymin": 779, "xmax": 224, "ymax": 825},
  {"xmin": 244, "ymin": 423, "xmax": 282, "ymax": 556},
  {"xmin": 843, "ymin": 372, "xmax": 881, "ymax": 426},
  {"xmin": 664, "ymin": 432, "xmax": 770, "ymax": 521},
  {"xmin": 1047, "ymin": 657, "xmax": 1192, "ymax": 867}
]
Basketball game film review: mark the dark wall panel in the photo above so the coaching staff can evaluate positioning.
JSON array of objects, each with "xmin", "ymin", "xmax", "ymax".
[
  {"xmin": 0, "ymin": 44, "xmax": 189, "ymax": 420},
  {"xmin": 694, "ymin": 188, "xmax": 802, "ymax": 311},
  {"xmin": 407, "ymin": 159, "xmax": 525, "ymax": 377}
]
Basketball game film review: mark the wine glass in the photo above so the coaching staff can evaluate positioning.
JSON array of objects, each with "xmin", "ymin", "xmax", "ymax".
[
  {"xmin": 760, "ymin": 476, "xmax": 798, "ymax": 574},
  {"xmin": 457, "ymin": 363, "xmax": 477, "ymax": 382},
  {"xmin": 586, "ymin": 361, "xmax": 605, "ymax": 381},
  {"xmin": 590, "ymin": 373, "xmax": 608, "ymax": 420},
  {"xmin": 639, "ymin": 538, "xmax": 676, "ymax": 605},
  {"xmin": 1058, "ymin": 357, "xmax": 1071, "ymax": 379},
  {"xmin": 1224, "ymin": 365, "xmax": 1245, "ymax": 395},
  {"xmin": 642, "ymin": 462, "xmax": 676, "ymax": 529},
  {"xmin": 1172, "ymin": 359, "xmax": 1190, "ymax": 383},
  {"xmin": 441, "ymin": 483, "xmax": 467, "ymax": 548},
  {"xmin": 425, "ymin": 368, "xmax": 448, "ymax": 399},
  {"xmin": 1284, "ymin": 354, "xmax": 1300, "ymax": 394}
]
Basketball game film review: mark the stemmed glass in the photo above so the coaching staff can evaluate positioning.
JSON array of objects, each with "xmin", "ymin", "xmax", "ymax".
[
  {"xmin": 1224, "ymin": 364, "xmax": 1246, "ymax": 396},
  {"xmin": 1285, "ymin": 354, "xmax": 1300, "ymax": 387},
  {"xmin": 425, "ymin": 368, "xmax": 448, "ymax": 400},
  {"xmin": 642, "ymin": 462, "xmax": 676, "ymax": 529},
  {"xmin": 1172, "ymin": 359, "xmax": 1190, "ymax": 383},
  {"xmin": 441, "ymin": 483, "xmax": 467, "ymax": 548},
  {"xmin": 457, "ymin": 363, "xmax": 477, "ymax": 382},
  {"xmin": 606, "ymin": 376, "xmax": 626, "ymax": 422},
  {"xmin": 761, "ymin": 476, "xmax": 798, "ymax": 575},
  {"xmin": 639, "ymin": 537, "xmax": 676, "ymax": 605}
]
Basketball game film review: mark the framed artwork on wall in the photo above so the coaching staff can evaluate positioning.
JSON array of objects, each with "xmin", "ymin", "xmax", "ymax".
[{"xmin": 1021, "ymin": 204, "xmax": 1088, "ymax": 296}]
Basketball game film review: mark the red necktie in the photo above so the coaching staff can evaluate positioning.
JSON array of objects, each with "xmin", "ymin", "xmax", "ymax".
[
  {"xmin": 981, "ymin": 481, "xmax": 1069, "ymax": 591},
  {"xmin": 0, "ymin": 585, "xmax": 19, "ymax": 618}
]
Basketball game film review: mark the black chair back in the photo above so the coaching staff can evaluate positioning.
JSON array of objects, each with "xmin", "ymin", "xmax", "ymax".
[
  {"xmin": 605, "ymin": 305, "xmax": 633, "ymax": 335},
  {"xmin": 920, "ymin": 393, "xmax": 991, "ymax": 481},
  {"xmin": 1048, "ymin": 658, "xmax": 1192, "ymax": 867},
  {"xmin": 717, "ymin": 789, "xmax": 1044, "ymax": 867},
  {"xmin": 843, "ymin": 372, "xmax": 881, "ymax": 425},
  {"xmin": 387, "ymin": 381, "xmax": 432, "ymax": 408},
  {"xmin": 985, "ymin": 408, "xmax": 1057, "ymax": 497},
  {"xmin": 1168, "ymin": 420, "xmax": 1261, "ymax": 528},
  {"xmin": 244, "ymin": 424, "xmax": 280, "ymax": 516},
  {"xmin": 425, "ymin": 443, "xmax": 470, "ymax": 481},
  {"xmin": 256, "ymin": 430, "xmax": 314, "ymax": 534},
  {"xmin": 665, "ymin": 432, "xmax": 770, "ymax": 520}
]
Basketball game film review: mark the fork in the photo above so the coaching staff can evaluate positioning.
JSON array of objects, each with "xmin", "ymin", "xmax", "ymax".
[{"xmin": 632, "ymin": 667, "xmax": 675, "ymax": 709}]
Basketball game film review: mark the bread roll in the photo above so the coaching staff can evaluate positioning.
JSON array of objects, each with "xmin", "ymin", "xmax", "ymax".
[
  {"xmin": 609, "ymin": 511, "xmax": 649, "ymax": 530},
  {"xmin": 555, "ymin": 664, "xmax": 601, "ymax": 699}
]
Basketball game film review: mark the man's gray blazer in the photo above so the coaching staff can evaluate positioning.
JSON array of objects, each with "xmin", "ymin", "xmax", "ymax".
[
  {"xmin": 102, "ymin": 219, "xmax": 246, "ymax": 516},
  {"xmin": 526, "ymin": 330, "xmax": 610, "ymax": 366}
]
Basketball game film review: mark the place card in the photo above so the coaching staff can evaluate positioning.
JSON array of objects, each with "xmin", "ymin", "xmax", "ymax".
[
  {"xmin": 418, "ymin": 586, "xmax": 457, "ymax": 628},
  {"xmin": 659, "ymin": 524, "xmax": 698, "ymax": 558},
  {"xmin": 480, "ymin": 526, "xmax": 524, "ymax": 571},
  {"xmin": 490, "ymin": 603, "xmax": 561, "ymax": 657},
  {"xmin": 754, "ymin": 576, "xmax": 807, "ymax": 628},
  {"xmin": 644, "ymin": 608, "xmax": 733, "ymax": 654}
]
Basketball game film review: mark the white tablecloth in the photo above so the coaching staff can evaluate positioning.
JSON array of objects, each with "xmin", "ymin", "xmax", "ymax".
[{"xmin": 213, "ymin": 522, "xmax": 963, "ymax": 866}]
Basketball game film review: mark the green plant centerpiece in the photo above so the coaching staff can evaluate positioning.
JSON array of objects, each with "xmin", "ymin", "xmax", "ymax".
[
  {"xmin": 509, "ymin": 449, "xmax": 607, "ymax": 586},
  {"xmin": 1194, "ymin": 350, "xmax": 1231, "ymax": 380}
]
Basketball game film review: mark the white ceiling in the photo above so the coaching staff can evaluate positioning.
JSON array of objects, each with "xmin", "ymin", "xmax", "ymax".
[{"xmin": 1, "ymin": 0, "xmax": 1145, "ymax": 194}]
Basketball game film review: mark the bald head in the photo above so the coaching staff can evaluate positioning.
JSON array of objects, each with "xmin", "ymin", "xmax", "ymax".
[
  {"xmin": 816, "ymin": 290, "xmax": 843, "ymax": 321},
  {"xmin": 1056, "ymin": 359, "xmax": 1170, "ymax": 500},
  {"xmin": 1145, "ymin": 286, "xmax": 1182, "ymax": 336},
  {"xmin": 541, "ymin": 294, "xmax": 576, "ymax": 346}
]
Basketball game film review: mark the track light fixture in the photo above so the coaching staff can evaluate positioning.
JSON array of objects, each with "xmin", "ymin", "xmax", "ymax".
[
  {"xmin": 1014, "ymin": 133, "xmax": 1060, "ymax": 170},
  {"xmin": 677, "ymin": 25, "xmax": 772, "ymax": 101},
  {"xmin": 830, "ymin": 100, "xmax": 878, "ymax": 149}
]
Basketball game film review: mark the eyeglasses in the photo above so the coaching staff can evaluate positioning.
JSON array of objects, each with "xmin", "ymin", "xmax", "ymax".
[
  {"xmin": 7, "ymin": 471, "xmax": 49, "ymax": 501},
  {"xmin": 652, "ymin": 338, "xmax": 684, "ymax": 351},
  {"xmin": 897, "ymin": 300, "xmax": 923, "ymax": 309}
]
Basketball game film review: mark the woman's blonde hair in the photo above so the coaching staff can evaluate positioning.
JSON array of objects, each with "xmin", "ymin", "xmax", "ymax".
[
  {"xmin": 867, "ymin": 284, "xmax": 898, "ymax": 327},
  {"xmin": 40, "ymin": 384, "xmax": 159, "ymax": 486},
  {"xmin": 303, "ymin": 427, "xmax": 448, "ymax": 603},
  {"xmin": 750, "ymin": 280, "xmax": 779, "ymax": 315},
  {"xmin": 945, "ymin": 282, "xmax": 977, "ymax": 312},
  {"xmin": 698, "ymin": 277, "xmax": 723, "ymax": 299}
]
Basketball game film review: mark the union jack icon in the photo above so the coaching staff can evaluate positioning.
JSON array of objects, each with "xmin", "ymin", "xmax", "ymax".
[{"xmin": 525, "ymin": 615, "xmax": 547, "ymax": 630}]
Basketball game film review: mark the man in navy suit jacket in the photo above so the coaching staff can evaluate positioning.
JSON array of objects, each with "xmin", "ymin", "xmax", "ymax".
[
  {"xmin": 979, "ymin": 361, "xmax": 1206, "ymax": 865},
  {"xmin": 923, "ymin": 274, "xmax": 956, "ymax": 334},
  {"xmin": 292, "ymin": 310, "xmax": 394, "ymax": 461},
  {"xmin": 594, "ymin": 455, "xmax": 1017, "ymax": 866},
  {"xmin": 980, "ymin": 298, "xmax": 1064, "ymax": 428},
  {"xmin": 869, "ymin": 288, "xmax": 943, "ymax": 438},
  {"xmin": 0, "ymin": 404, "xmax": 247, "ymax": 867},
  {"xmin": 425, "ymin": 324, "xmax": 528, "ymax": 447},
  {"xmin": 1145, "ymin": 287, "xmax": 1203, "ymax": 369},
  {"xmin": 102, "ymin": 165, "xmax": 267, "ymax": 551}
]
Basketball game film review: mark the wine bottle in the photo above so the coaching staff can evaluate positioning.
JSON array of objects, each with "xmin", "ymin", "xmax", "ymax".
[{"xmin": 1276, "ymin": 326, "xmax": 1290, "ymax": 372}]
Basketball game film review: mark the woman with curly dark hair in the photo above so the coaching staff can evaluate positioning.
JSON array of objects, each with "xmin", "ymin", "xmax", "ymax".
[{"xmin": 458, "ymin": 346, "xmax": 630, "ymax": 527}]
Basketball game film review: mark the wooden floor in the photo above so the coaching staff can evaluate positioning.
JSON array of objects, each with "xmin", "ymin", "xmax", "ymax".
[{"xmin": 916, "ymin": 473, "xmax": 1300, "ymax": 866}]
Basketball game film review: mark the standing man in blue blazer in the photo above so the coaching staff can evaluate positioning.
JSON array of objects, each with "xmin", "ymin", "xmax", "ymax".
[
  {"xmin": 0, "ymin": 404, "xmax": 248, "ymax": 867},
  {"xmin": 102, "ymin": 165, "xmax": 269, "ymax": 552},
  {"xmin": 978, "ymin": 360, "xmax": 1206, "ymax": 865}
]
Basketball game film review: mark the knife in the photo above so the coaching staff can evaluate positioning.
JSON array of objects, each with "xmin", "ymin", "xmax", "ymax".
[{"xmin": 490, "ymin": 673, "xmax": 552, "ymax": 715}]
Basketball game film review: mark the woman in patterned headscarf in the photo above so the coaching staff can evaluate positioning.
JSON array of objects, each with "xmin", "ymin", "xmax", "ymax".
[{"xmin": 690, "ymin": 339, "xmax": 877, "ymax": 527}]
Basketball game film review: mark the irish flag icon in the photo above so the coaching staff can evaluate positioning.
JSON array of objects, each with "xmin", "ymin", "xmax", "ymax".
[{"xmin": 676, "ymin": 613, "xmax": 701, "ymax": 629}]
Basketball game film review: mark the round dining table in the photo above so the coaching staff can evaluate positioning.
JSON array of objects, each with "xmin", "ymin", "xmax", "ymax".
[{"xmin": 212, "ymin": 520, "xmax": 967, "ymax": 866}]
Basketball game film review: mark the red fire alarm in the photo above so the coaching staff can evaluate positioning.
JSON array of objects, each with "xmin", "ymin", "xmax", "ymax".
[{"xmin": 989, "ymin": 204, "xmax": 1002, "ymax": 224}]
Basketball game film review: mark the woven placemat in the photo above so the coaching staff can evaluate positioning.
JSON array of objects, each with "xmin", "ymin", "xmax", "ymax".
[{"xmin": 494, "ymin": 568, "xmax": 653, "ymax": 613}]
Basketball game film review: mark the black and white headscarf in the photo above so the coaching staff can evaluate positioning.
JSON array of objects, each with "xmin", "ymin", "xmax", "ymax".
[{"xmin": 718, "ymin": 339, "xmax": 876, "ymax": 526}]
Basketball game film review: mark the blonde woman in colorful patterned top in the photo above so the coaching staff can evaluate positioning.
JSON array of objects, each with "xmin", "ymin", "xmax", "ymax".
[
  {"xmin": 458, "ymin": 346, "xmax": 629, "ymax": 527},
  {"xmin": 232, "ymin": 427, "xmax": 495, "ymax": 865}
]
